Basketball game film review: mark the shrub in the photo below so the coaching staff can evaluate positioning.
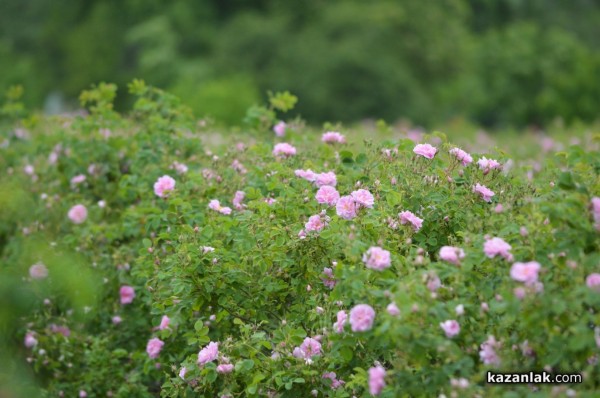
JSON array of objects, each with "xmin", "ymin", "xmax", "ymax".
[{"xmin": 1, "ymin": 83, "xmax": 599, "ymax": 397}]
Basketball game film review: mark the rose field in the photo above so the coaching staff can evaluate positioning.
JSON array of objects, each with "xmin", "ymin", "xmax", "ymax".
[{"xmin": 1, "ymin": 82, "xmax": 600, "ymax": 398}]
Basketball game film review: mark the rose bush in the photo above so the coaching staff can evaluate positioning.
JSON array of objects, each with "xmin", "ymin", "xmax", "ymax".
[{"xmin": 1, "ymin": 82, "xmax": 599, "ymax": 397}]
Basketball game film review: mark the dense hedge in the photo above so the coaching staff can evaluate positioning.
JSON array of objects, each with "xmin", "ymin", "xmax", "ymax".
[{"xmin": 1, "ymin": 83, "xmax": 600, "ymax": 397}]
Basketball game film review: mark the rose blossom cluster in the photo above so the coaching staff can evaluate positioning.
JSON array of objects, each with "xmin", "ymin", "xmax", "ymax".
[
  {"xmin": 208, "ymin": 199, "xmax": 232, "ymax": 215},
  {"xmin": 322, "ymin": 372, "xmax": 345, "ymax": 389},
  {"xmin": 295, "ymin": 170, "xmax": 337, "ymax": 187},
  {"xmin": 439, "ymin": 246, "xmax": 465, "ymax": 266},
  {"xmin": 321, "ymin": 131, "xmax": 346, "ymax": 144},
  {"xmin": 292, "ymin": 337, "xmax": 322, "ymax": 362},
  {"xmin": 336, "ymin": 189, "xmax": 374, "ymax": 220},
  {"xmin": 363, "ymin": 246, "xmax": 391, "ymax": 271},
  {"xmin": 479, "ymin": 335, "xmax": 501, "ymax": 366},
  {"xmin": 449, "ymin": 147, "xmax": 473, "ymax": 166},
  {"xmin": 273, "ymin": 143, "xmax": 296, "ymax": 157},
  {"xmin": 413, "ymin": 143, "xmax": 437, "ymax": 159},
  {"xmin": 398, "ymin": 210, "xmax": 423, "ymax": 232},
  {"xmin": 483, "ymin": 237, "xmax": 512, "ymax": 261},
  {"xmin": 321, "ymin": 267, "xmax": 337, "ymax": 289},
  {"xmin": 477, "ymin": 156, "xmax": 502, "ymax": 174},
  {"xmin": 473, "ymin": 183, "xmax": 495, "ymax": 202},
  {"xmin": 153, "ymin": 175, "xmax": 176, "ymax": 198},
  {"xmin": 368, "ymin": 365, "xmax": 386, "ymax": 395}
]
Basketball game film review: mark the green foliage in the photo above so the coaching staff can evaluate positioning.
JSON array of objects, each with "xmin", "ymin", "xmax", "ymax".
[{"xmin": 1, "ymin": 0, "xmax": 599, "ymax": 126}]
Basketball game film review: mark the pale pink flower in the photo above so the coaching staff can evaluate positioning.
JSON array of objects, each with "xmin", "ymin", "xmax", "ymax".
[
  {"xmin": 477, "ymin": 157, "xmax": 502, "ymax": 174},
  {"xmin": 510, "ymin": 261, "xmax": 541, "ymax": 284},
  {"xmin": 29, "ymin": 263, "xmax": 48, "ymax": 279},
  {"xmin": 368, "ymin": 365, "xmax": 386, "ymax": 395},
  {"xmin": 334, "ymin": 310, "xmax": 347, "ymax": 333},
  {"xmin": 24, "ymin": 165, "xmax": 35, "ymax": 175},
  {"xmin": 295, "ymin": 169, "xmax": 317, "ymax": 182},
  {"xmin": 322, "ymin": 131, "xmax": 346, "ymax": 144},
  {"xmin": 264, "ymin": 197, "xmax": 277, "ymax": 205},
  {"xmin": 273, "ymin": 143, "xmax": 296, "ymax": 157},
  {"xmin": 591, "ymin": 197, "xmax": 600, "ymax": 230},
  {"xmin": 349, "ymin": 304, "xmax": 375, "ymax": 332},
  {"xmin": 158, "ymin": 315, "xmax": 170, "ymax": 330},
  {"xmin": 68, "ymin": 204, "xmax": 88, "ymax": 224},
  {"xmin": 426, "ymin": 274, "xmax": 441, "ymax": 292},
  {"xmin": 440, "ymin": 320, "xmax": 460, "ymax": 338},
  {"xmin": 479, "ymin": 336, "xmax": 501, "ymax": 366},
  {"xmin": 232, "ymin": 191, "xmax": 245, "ymax": 210},
  {"xmin": 146, "ymin": 337, "xmax": 164, "ymax": 359},
  {"xmin": 494, "ymin": 204, "xmax": 504, "ymax": 213},
  {"xmin": 153, "ymin": 175, "xmax": 176, "ymax": 198},
  {"xmin": 24, "ymin": 333, "xmax": 37, "ymax": 348},
  {"xmin": 217, "ymin": 364, "xmax": 234, "ymax": 374},
  {"xmin": 455, "ymin": 304, "xmax": 465, "ymax": 316},
  {"xmin": 293, "ymin": 337, "xmax": 322, "ymax": 359},
  {"xmin": 586, "ymin": 274, "xmax": 600, "ymax": 291},
  {"xmin": 171, "ymin": 161, "xmax": 188, "ymax": 174},
  {"xmin": 449, "ymin": 148, "xmax": 473, "ymax": 166},
  {"xmin": 351, "ymin": 189, "xmax": 374, "ymax": 208},
  {"xmin": 363, "ymin": 247, "xmax": 391, "ymax": 270},
  {"xmin": 70, "ymin": 174, "xmax": 86, "ymax": 185},
  {"xmin": 112, "ymin": 316, "xmax": 122, "ymax": 324},
  {"xmin": 413, "ymin": 143, "xmax": 437, "ymax": 159},
  {"xmin": 514, "ymin": 287, "xmax": 527, "ymax": 299},
  {"xmin": 483, "ymin": 237, "xmax": 512, "ymax": 261},
  {"xmin": 386, "ymin": 302, "xmax": 400, "ymax": 316},
  {"xmin": 179, "ymin": 367, "xmax": 187, "ymax": 379},
  {"xmin": 473, "ymin": 183, "xmax": 495, "ymax": 202},
  {"xmin": 336, "ymin": 195, "xmax": 358, "ymax": 220},
  {"xmin": 273, "ymin": 121, "xmax": 286, "ymax": 137},
  {"xmin": 315, "ymin": 172, "xmax": 337, "ymax": 187},
  {"xmin": 79, "ymin": 390, "xmax": 87, "ymax": 398},
  {"xmin": 439, "ymin": 246, "xmax": 465, "ymax": 266},
  {"xmin": 315, "ymin": 186, "xmax": 340, "ymax": 206},
  {"xmin": 119, "ymin": 285, "xmax": 135, "ymax": 305},
  {"xmin": 305, "ymin": 215, "xmax": 326, "ymax": 233},
  {"xmin": 49, "ymin": 324, "xmax": 70, "ymax": 337},
  {"xmin": 197, "ymin": 342, "xmax": 219, "ymax": 365},
  {"xmin": 321, "ymin": 267, "xmax": 336, "ymax": 289},
  {"xmin": 399, "ymin": 210, "xmax": 423, "ymax": 231},
  {"xmin": 208, "ymin": 199, "xmax": 232, "ymax": 215},
  {"xmin": 322, "ymin": 372, "xmax": 345, "ymax": 389},
  {"xmin": 231, "ymin": 159, "xmax": 247, "ymax": 174}
]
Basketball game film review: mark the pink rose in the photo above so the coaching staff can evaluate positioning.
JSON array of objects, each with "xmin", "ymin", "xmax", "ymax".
[
  {"xmin": 449, "ymin": 148, "xmax": 473, "ymax": 166},
  {"xmin": 119, "ymin": 285, "xmax": 135, "ymax": 305},
  {"xmin": 158, "ymin": 315, "xmax": 170, "ymax": 330},
  {"xmin": 386, "ymin": 302, "xmax": 400, "ymax": 316},
  {"xmin": 477, "ymin": 157, "xmax": 502, "ymax": 174},
  {"xmin": 315, "ymin": 185, "xmax": 340, "ymax": 206},
  {"xmin": 273, "ymin": 121, "xmax": 286, "ymax": 137},
  {"xmin": 333, "ymin": 310, "xmax": 347, "ymax": 333},
  {"xmin": 439, "ymin": 246, "xmax": 465, "ymax": 266},
  {"xmin": 217, "ymin": 364, "xmax": 234, "ymax": 374},
  {"xmin": 586, "ymin": 273, "xmax": 600, "ymax": 291},
  {"xmin": 483, "ymin": 237, "xmax": 512, "ymax": 261},
  {"xmin": 197, "ymin": 342, "xmax": 219, "ymax": 365},
  {"xmin": 70, "ymin": 174, "xmax": 86, "ymax": 185},
  {"xmin": 349, "ymin": 304, "xmax": 375, "ymax": 332},
  {"xmin": 24, "ymin": 333, "xmax": 38, "ymax": 348},
  {"xmin": 295, "ymin": 169, "xmax": 317, "ymax": 182},
  {"xmin": 336, "ymin": 195, "xmax": 358, "ymax": 220},
  {"xmin": 363, "ymin": 246, "xmax": 391, "ymax": 271},
  {"xmin": 208, "ymin": 199, "xmax": 232, "ymax": 215},
  {"xmin": 399, "ymin": 210, "xmax": 423, "ymax": 232},
  {"xmin": 153, "ymin": 175, "xmax": 176, "ymax": 198},
  {"xmin": 273, "ymin": 143, "xmax": 296, "ymax": 157},
  {"xmin": 351, "ymin": 189, "xmax": 374, "ymax": 208},
  {"xmin": 68, "ymin": 204, "xmax": 88, "ymax": 224},
  {"xmin": 146, "ymin": 337, "xmax": 164, "ymax": 359},
  {"xmin": 473, "ymin": 183, "xmax": 495, "ymax": 202},
  {"xmin": 510, "ymin": 261, "xmax": 541, "ymax": 284},
  {"xmin": 322, "ymin": 131, "xmax": 346, "ymax": 144},
  {"xmin": 368, "ymin": 365, "xmax": 386, "ymax": 395},
  {"xmin": 305, "ymin": 214, "xmax": 327, "ymax": 233},
  {"xmin": 293, "ymin": 337, "xmax": 322, "ymax": 359},
  {"xmin": 232, "ymin": 191, "xmax": 245, "ymax": 210},
  {"xmin": 440, "ymin": 320, "xmax": 460, "ymax": 338},
  {"xmin": 29, "ymin": 263, "xmax": 49, "ymax": 279},
  {"xmin": 413, "ymin": 143, "xmax": 437, "ymax": 159},
  {"xmin": 314, "ymin": 172, "xmax": 337, "ymax": 187}
]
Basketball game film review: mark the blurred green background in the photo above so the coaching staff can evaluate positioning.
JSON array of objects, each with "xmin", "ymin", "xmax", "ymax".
[{"xmin": 1, "ymin": 0, "xmax": 600, "ymax": 127}]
